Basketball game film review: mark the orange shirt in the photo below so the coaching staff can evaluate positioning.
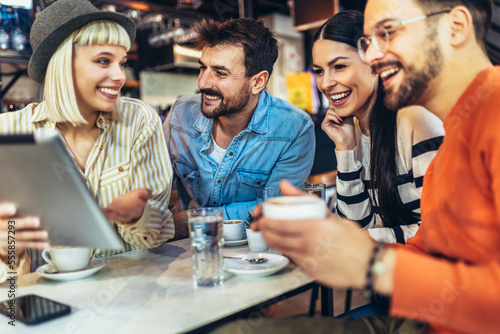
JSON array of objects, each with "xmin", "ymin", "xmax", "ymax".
[{"xmin": 390, "ymin": 67, "xmax": 500, "ymax": 334}]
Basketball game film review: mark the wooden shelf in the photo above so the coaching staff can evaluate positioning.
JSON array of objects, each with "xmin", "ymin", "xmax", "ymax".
[{"xmin": 0, "ymin": 50, "xmax": 30, "ymax": 65}]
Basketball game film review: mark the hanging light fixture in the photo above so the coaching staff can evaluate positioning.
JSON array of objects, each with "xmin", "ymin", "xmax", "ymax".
[{"xmin": 177, "ymin": 0, "xmax": 202, "ymax": 10}]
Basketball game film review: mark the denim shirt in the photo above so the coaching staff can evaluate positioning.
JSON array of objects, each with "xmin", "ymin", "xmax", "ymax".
[{"xmin": 163, "ymin": 90, "xmax": 315, "ymax": 220}]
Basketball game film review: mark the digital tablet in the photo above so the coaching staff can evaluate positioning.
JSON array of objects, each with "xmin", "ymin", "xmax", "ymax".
[{"xmin": 0, "ymin": 130, "xmax": 124, "ymax": 250}]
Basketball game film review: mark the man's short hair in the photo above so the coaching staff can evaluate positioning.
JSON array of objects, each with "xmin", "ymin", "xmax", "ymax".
[
  {"xmin": 193, "ymin": 18, "xmax": 279, "ymax": 78},
  {"xmin": 414, "ymin": 0, "xmax": 492, "ymax": 51}
]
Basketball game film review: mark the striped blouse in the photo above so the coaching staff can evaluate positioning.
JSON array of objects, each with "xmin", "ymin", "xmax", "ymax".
[
  {"xmin": 0, "ymin": 97, "xmax": 174, "ymax": 275},
  {"xmin": 335, "ymin": 106, "xmax": 444, "ymax": 244}
]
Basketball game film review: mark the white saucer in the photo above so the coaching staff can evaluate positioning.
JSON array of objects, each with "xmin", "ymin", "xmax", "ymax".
[
  {"xmin": 224, "ymin": 237, "xmax": 248, "ymax": 246},
  {"xmin": 224, "ymin": 253, "xmax": 289, "ymax": 277},
  {"xmin": 36, "ymin": 260, "xmax": 105, "ymax": 282}
]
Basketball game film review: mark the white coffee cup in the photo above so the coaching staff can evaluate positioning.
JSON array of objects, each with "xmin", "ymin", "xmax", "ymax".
[
  {"xmin": 246, "ymin": 229, "xmax": 268, "ymax": 252},
  {"xmin": 263, "ymin": 195, "xmax": 327, "ymax": 220},
  {"xmin": 42, "ymin": 246, "xmax": 92, "ymax": 272},
  {"xmin": 223, "ymin": 220, "xmax": 244, "ymax": 241}
]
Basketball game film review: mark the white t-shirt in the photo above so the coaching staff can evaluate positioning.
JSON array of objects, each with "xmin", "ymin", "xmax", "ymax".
[{"xmin": 208, "ymin": 136, "xmax": 227, "ymax": 165}]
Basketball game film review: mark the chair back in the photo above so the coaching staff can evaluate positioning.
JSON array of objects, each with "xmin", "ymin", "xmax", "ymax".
[{"xmin": 306, "ymin": 170, "xmax": 337, "ymax": 187}]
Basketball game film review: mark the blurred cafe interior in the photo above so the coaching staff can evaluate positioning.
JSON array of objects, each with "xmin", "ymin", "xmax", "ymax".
[
  {"xmin": 1, "ymin": 0, "xmax": 499, "ymax": 174},
  {"xmin": 0, "ymin": 0, "xmax": 371, "ymax": 178},
  {"xmin": 1, "ymin": 0, "xmax": 500, "ymax": 332}
]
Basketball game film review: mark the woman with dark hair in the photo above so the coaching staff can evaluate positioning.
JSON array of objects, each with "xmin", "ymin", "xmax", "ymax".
[{"xmin": 312, "ymin": 10, "xmax": 444, "ymax": 243}]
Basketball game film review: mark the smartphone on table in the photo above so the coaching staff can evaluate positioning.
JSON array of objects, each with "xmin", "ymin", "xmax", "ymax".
[{"xmin": 0, "ymin": 294, "xmax": 71, "ymax": 325}]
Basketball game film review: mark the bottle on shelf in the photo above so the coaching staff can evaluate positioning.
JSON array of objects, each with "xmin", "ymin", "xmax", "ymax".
[
  {"xmin": 0, "ymin": 6, "xmax": 10, "ymax": 50},
  {"xmin": 10, "ymin": 8, "xmax": 27, "ymax": 51}
]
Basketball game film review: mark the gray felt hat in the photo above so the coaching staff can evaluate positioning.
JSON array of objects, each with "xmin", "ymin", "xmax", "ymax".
[{"xmin": 28, "ymin": 0, "xmax": 136, "ymax": 83}]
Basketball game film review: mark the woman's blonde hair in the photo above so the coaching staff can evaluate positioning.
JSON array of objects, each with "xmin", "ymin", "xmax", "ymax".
[{"xmin": 43, "ymin": 20, "xmax": 131, "ymax": 125}]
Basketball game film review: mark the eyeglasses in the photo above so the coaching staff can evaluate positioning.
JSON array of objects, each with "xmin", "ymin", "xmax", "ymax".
[{"xmin": 357, "ymin": 10, "xmax": 450, "ymax": 61}]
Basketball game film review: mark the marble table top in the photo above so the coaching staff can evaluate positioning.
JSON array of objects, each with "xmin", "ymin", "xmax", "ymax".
[{"xmin": 0, "ymin": 238, "xmax": 313, "ymax": 333}]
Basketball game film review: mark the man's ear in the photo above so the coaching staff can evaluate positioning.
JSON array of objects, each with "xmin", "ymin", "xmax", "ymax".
[
  {"xmin": 446, "ymin": 6, "xmax": 473, "ymax": 47},
  {"xmin": 250, "ymin": 70, "xmax": 270, "ymax": 95}
]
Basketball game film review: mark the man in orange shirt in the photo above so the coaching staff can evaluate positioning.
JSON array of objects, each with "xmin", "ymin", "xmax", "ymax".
[{"xmin": 214, "ymin": 0, "xmax": 498, "ymax": 333}]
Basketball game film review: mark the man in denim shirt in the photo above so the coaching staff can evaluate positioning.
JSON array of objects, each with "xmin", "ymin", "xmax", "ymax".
[{"xmin": 163, "ymin": 18, "xmax": 315, "ymax": 238}]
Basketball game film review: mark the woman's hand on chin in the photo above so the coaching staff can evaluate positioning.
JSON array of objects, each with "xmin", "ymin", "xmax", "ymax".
[{"xmin": 321, "ymin": 109, "xmax": 356, "ymax": 151}]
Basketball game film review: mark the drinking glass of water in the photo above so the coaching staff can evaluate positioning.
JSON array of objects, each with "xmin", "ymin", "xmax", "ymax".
[
  {"xmin": 304, "ymin": 183, "xmax": 326, "ymax": 201},
  {"xmin": 187, "ymin": 207, "xmax": 224, "ymax": 287}
]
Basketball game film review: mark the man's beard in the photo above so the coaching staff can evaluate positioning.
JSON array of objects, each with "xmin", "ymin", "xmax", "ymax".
[
  {"xmin": 200, "ymin": 85, "xmax": 251, "ymax": 119},
  {"xmin": 383, "ymin": 27, "xmax": 444, "ymax": 111}
]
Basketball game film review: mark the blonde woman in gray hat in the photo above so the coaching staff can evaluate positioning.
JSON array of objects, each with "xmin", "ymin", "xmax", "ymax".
[{"xmin": 0, "ymin": 0, "xmax": 174, "ymax": 279}]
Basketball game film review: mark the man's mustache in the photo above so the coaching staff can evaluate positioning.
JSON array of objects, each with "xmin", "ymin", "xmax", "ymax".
[{"xmin": 371, "ymin": 60, "xmax": 403, "ymax": 74}]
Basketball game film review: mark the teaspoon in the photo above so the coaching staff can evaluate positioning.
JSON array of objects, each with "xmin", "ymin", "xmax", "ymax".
[{"xmin": 224, "ymin": 256, "xmax": 268, "ymax": 264}]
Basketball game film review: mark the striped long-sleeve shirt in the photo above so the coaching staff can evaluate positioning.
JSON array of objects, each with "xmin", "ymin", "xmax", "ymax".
[
  {"xmin": 0, "ymin": 97, "xmax": 174, "ymax": 275},
  {"xmin": 335, "ymin": 106, "xmax": 444, "ymax": 244}
]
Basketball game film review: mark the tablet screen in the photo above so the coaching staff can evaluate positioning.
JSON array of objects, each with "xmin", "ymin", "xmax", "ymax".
[{"xmin": 0, "ymin": 131, "xmax": 124, "ymax": 250}]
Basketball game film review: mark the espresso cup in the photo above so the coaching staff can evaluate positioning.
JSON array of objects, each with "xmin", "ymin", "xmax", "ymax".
[
  {"xmin": 42, "ymin": 246, "xmax": 92, "ymax": 272},
  {"xmin": 262, "ymin": 195, "xmax": 327, "ymax": 220},
  {"xmin": 223, "ymin": 220, "xmax": 244, "ymax": 241}
]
